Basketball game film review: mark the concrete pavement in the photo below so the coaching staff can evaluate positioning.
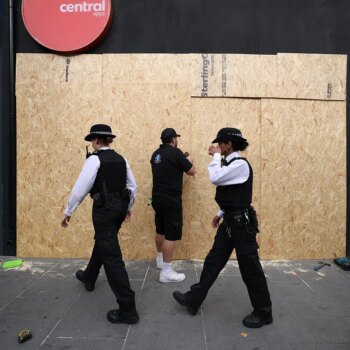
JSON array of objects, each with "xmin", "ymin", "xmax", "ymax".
[{"xmin": 0, "ymin": 258, "xmax": 349, "ymax": 350}]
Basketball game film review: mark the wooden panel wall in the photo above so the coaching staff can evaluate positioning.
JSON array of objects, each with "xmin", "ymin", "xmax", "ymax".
[
  {"xmin": 16, "ymin": 53, "xmax": 347, "ymax": 259},
  {"xmin": 260, "ymin": 99, "xmax": 346, "ymax": 259}
]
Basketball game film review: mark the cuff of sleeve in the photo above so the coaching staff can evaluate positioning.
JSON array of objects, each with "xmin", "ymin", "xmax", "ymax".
[
  {"xmin": 213, "ymin": 153, "xmax": 222, "ymax": 161},
  {"xmin": 64, "ymin": 208, "xmax": 73, "ymax": 217},
  {"xmin": 216, "ymin": 210, "xmax": 224, "ymax": 218}
]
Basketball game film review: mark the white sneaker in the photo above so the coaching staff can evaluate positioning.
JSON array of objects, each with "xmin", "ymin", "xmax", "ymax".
[
  {"xmin": 156, "ymin": 255, "xmax": 163, "ymax": 269},
  {"xmin": 159, "ymin": 269, "xmax": 186, "ymax": 283}
]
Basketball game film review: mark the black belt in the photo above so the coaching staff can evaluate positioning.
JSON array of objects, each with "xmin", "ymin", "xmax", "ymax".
[
  {"xmin": 92, "ymin": 191, "xmax": 123, "ymax": 200},
  {"xmin": 106, "ymin": 191, "xmax": 123, "ymax": 198},
  {"xmin": 223, "ymin": 207, "xmax": 250, "ymax": 218},
  {"xmin": 223, "ymin": 206, "xmax": 259, "ymax": 233}
]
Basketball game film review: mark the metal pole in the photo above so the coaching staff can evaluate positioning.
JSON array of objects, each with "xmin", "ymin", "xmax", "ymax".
[{"xmin": 5, "ymin": 0, "xmax": 16, "ymax": 254}]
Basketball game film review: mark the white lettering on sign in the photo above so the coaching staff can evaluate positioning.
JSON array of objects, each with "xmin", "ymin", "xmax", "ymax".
[{"xmin": 60, "ymin": 0, "xmax": 106, "ymax": 13}]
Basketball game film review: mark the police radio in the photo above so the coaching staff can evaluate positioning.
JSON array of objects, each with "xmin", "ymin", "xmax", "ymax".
[{"xmin": 86, "ymin": 145, "xmax": 92, "ymax": 159}]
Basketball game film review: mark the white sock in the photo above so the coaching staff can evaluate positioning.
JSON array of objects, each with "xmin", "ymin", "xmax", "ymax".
[
  {"xmin": 157, "ymin": 252, "xmax": 163, "ymax": 260},
  {"xmin": 162, "ymin": 262, "xmax": 172, "ymax": 273}
]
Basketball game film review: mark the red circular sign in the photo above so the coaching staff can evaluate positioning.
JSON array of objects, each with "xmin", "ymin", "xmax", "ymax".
[{"xmin": 22, "ymin": 0, "xmax": 113, "ymax": 53}]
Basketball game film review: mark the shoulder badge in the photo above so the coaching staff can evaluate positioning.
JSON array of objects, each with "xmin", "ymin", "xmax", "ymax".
[{"xmin": 154, "ymin": 154, "xmax": 161, "ymax": 164}]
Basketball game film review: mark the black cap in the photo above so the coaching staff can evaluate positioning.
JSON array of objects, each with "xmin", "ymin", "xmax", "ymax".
[
  {"xmin": 84, "ymin": 124, "xmax": 116, "ymax": 141},
  {"xmin": 212, "ymin": 127, "xmax": 246, "ymax": 143},
  {"xmin": 160, "ymin": 128, "xmax": 181, "ymax": 141}
]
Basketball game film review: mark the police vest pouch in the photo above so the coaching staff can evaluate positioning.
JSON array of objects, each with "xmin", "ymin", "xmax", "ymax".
[
  {"xmin": 247, "ymin": 206, "xmax": 259, "ymax": 233},
  {"xmin": 223, "ymin": 210, "xmax": 246, "ymax": 225},
  {"xmin": 223, "ymin": 206, "xmax": 259, "ymax": 233},
  {"xmin": 121, "ymin": 188, "xmax": 130, "ymax": 200},
  {"xmin": 105, "ymin": 189, "xmax": 129, "ymax": 200},
  {"xmin": 93, "ymin": 192, "xmax": 103, "ymax": 207},
  {"xmin": 94, "ymin": 190, "xmax": 129, "ymax": 204}
]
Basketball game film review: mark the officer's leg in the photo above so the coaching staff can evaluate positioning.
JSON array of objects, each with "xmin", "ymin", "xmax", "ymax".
[
  {"xmin": 236, "ymin": 250, "xmax": 272, "ymax": 318},
  {"xmin": 187, "ymin": 224, "xmax": 234, "ymax": 310},
  {"xmin": 83, "ymin": 242, "xmax": 103, "ymax": 284},
  {"xmin": 152, "ymin": 196, "xmax": 165, "ymax": 253},
  {"xmin": 102, "ymin": 235, "xmax": 136, "ymax": 311},
  {"xmin": 84, "ymin": 203, "xmax": 106, "ymax": 284}
]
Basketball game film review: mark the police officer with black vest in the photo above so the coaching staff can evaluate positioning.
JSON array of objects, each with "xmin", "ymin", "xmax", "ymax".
[
  {"xmin": 61, "ymin": 124, "xmax": 139, "ymax": 324},
  {"xmin": 173, "ymin": 128, "xmax": 273, "ymax": 328}
]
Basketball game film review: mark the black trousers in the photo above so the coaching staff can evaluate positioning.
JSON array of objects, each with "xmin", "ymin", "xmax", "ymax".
[
  {"xmin": 186, "ymin": 220, "xmax": 272, "ymax": 318},
  {"xmin": 83, "ymin": 196, "xmax": 136, "ymax": 312}
]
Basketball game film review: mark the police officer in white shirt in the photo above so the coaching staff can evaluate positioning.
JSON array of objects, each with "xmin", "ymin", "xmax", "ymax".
[
  {"xmin": 173, "ymin": 128, "xmax": 272, "ymax": 328},
  {"xmin": 61, "ymin": 124, "xmax": 139, "ymax": 324}
]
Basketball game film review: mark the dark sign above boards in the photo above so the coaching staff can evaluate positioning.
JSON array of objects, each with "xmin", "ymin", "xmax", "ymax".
[{"xmin": 22, "ymin": 0, "xmax": 113, "ymax": 54}]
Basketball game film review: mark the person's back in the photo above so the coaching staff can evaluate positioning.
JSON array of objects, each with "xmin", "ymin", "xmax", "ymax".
[
  {"xmin": 151, "ymin": 143, "xmax": 190, "ymax": 198},
  {"xmin": 90, "ymin": 149, "xmax": 127, "ymax": 198},
  {"xmin": 150, "ymin": 128, "xmax": 195, "ymax": 283}
]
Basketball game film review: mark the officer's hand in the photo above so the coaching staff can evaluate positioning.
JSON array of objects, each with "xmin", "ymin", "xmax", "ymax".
[
  {"xmin": 212, "ymin": 215, "xmax": 221, "ymax": 228},
  {"xmin": 61, "ymin": 215, "xmax": 71, "ymax": 228},
  {"xmin": 208, "ymin": 145, "xmax": 221, "ymax": 156},
  {"xmin": 124, "ymin": 211, "xmax": 131, "ymax": 223}
]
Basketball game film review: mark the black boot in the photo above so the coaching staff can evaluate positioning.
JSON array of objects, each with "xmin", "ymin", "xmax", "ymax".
[
  {"xmin": 173, "ymin": 291, "xmax": 198, "ymax": 315},
  {"xmin": 242, "ymin": 312, "xmax": 273, "ymax": 328},
  {"xmin": 107, "ymin": 309, "xmax": 139, "ymax": 324},
  {"xmin": 75, "ymin": 270, "xmax": 95, "ymax": 292}
]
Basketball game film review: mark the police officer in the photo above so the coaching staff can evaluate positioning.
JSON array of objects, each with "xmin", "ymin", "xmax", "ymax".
[
  {"xmin": 151, "ymin": 128, "xmax": 195, "ymax": 283},
  {"xmin": 173, "ymin": 128, "xmax": 273, "ymax": 328},
  {"xmin": 61, "ymin": 124, "xmax": 139, "ymax": 324}
]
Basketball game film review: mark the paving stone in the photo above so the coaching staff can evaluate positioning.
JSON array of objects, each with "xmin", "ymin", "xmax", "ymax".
[
  {"xmin": 124, "ymin": 313, "xmax": 206, "ymax": 350},
  {"xmin": 50, "ymin": 279, "xmax": 139, "ymax": 340},
  {"xmin": 42, "ymin": 337, "xmax": 125, "ymax": 350}
]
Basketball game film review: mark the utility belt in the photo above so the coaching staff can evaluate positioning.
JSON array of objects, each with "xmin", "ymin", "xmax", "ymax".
[
  {"xmin": 92, "ymin": 189, "xmax": 130, "ymax": 209},
  {"xmin": 223, "ymin": 206, "xmax": 259, "ymax": 237}
]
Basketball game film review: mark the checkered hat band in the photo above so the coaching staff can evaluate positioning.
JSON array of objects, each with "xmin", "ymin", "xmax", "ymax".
[
  {"xmin": 92, "ymin": 131, "xmax": 113, "ymax": 135},
  {"xmin": 223, "ymin": 132, "xmax": 242, "ymax": 137}
]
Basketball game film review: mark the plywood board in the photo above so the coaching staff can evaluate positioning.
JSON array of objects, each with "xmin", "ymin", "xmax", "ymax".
[
  {"xmin": 102, "ymin": 54, "xmax": 195, "ymax": 85},
  {"xmin": 16, "ymin": 80, "xmax": 106, "ymax": 258},
  {"xmin": 191, "ymin": 53, "xmax": 347, "ymax": 101},
  {"xmin": 277, "ymin": 53, "xmax": 347, "ymax": 101},
  {"xmin": 191, "ymin": 54, "xmax": 278, "ymax": 98},
  {"xmin": 260, "ymin": 99, "xmax": 346, "ymax": 259},
  {"xmin": 16, "ymin": 53, "xmax": 102, "ymax": 85}
]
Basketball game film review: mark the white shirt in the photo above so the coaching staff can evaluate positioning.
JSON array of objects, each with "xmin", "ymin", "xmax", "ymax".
[
  {"xmin": 64, "ymin": 147, "xmax": 137, "ymax": 216},
  {"xmin": 208, "ymin": 151, "xmax": 249, "ymax": 218}
]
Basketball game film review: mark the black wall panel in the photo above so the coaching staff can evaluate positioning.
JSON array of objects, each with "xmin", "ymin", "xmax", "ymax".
[{"xmin": 15, "ymin": 0, "xmax": 350, "ymax": 54}]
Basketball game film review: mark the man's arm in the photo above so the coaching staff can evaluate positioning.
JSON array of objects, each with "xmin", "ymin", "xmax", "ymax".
[
  {"xmin": 125, "ymin": 158, "xmax": 138, "ymax": 216},
  {"xmin": 212, "ymin": 209, "xmax": 224, "ymax": 228},
  {"xmin": 186, "ymin": 163, "xmax": 196, "ymax": 176},
  {"xmin": 61, "ymin": 156, "xmax": 99, "ymax": 227},
  {"xmin": 207, "ymin": 152, "xmax": 249, "ymax": 185},
  {"xmin": 182, "ymin": 154, "xmax": 196, "ymax": 176}
]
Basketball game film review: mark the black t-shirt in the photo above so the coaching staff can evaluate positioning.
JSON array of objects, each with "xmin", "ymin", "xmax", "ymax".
[{"xmin": 151, "ymin": 144, "xmax": 192, "ymax": 197}]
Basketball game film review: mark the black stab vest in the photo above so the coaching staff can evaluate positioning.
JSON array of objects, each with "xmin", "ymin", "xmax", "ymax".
[
  {"xmin": 90, "ymin": 149, "xmax": 127, "ymax": 197},
  {"xmin": 215, "ymin": 157, "xmax": 253, "ymax": 210}
]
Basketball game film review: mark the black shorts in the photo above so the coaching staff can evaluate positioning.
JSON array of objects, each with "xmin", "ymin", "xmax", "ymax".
[{"xmin": 151, "ymin": 195, "xmax": 183, "ymax": 241}]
